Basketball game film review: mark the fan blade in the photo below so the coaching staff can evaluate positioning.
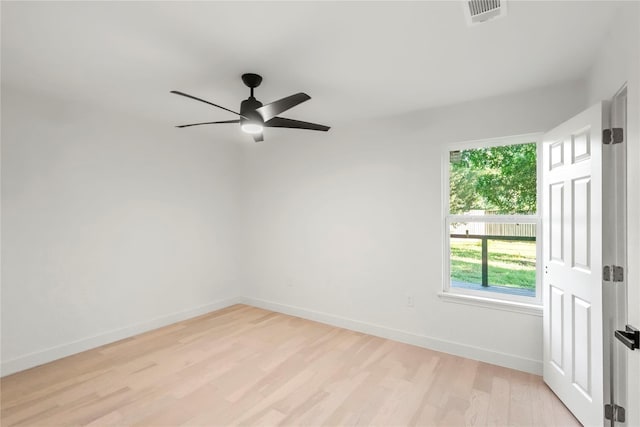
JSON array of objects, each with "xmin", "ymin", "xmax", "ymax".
[
  {"xmin": 170, "ymin": 91, "xmax": 246, "ymax": 118},
  {"xmin": 265, "ymin": 117, "xmax": 330, "ymax": 132},
  {"xmin": 256, "ymin": 93, "xmax": 311, "ymax": 122},
  {"xmin": 176, "ymin": 120, "xmax": 240, "ymax": 128},
  {"xmin": 253, "ymin": 133, "xmax": 264, "ymax": 143}
]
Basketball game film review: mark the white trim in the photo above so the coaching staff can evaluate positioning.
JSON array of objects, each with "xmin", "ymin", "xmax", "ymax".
[
  {"xmin": 445, "ymin": 280, "xmax": 540, "ymax": 305},
  {"xmin": 438, "ymin": 291, "xmax": 542, "ymax": 316},
  {"xmin": 244, "ymin": 297, "xmax": 543, "ymax": 375},
  {"xmin": 0, "ymin": 296, "xmax": 243, "ymax": 377},
  {"xmin": 535, "ymin": 138, "xmax": 544, "ymax": 303},
  {"xmin": 442, "ymin": 133, "xmax": 543, "ymax": 305},
  {"xmin": 0, "ymin": 296, "xmax": 543, "ymax": 378},
  {"xmin": 445, "ymin": 132, "xmax": 543, "ymax": 152},
  {"xmin": 448, "ymin": 215, "xmax": 538, "ymax": 223}
]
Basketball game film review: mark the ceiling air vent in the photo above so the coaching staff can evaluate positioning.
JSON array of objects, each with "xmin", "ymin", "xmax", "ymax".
[{"xmin": 464, "ymin": 0, "xmax": 507, "ymax": 25}]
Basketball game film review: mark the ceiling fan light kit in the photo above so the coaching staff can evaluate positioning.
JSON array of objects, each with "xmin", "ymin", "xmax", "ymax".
[
  {"xmin": 171, "ymin": 73, "xmax": 329, "ymax": 143},
  {"xmin": 241, "ymin": 123, "xmax": 264, "ymax": 134}
]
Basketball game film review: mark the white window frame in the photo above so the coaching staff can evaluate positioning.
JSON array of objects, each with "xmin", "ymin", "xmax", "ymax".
[{"xmin": 440, "ymin": 133, "xmax": 543, "ymax": 315}]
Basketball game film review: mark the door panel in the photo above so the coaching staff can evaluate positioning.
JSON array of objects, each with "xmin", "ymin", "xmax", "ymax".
[
  {"xmin": 550, "ymin": 286, "xmax": 565, "ymax": 370},
  {"xmin": 573, "ymin": 129, "xmax": 591, "ymax": 163},
  {"xmin": 543, "ymin": 102, "xmax": 607, "ymax": 426},
  {"xmin": 572, "ymin": 177, "xmax": 591, "ymax": 270},
  {"xmin": 550, "ymin": 183, "xmax": 564, "ymax": 261},
  {"xmin": 572, "ymin": 295, "xmax": 591, "ymax": 397}
]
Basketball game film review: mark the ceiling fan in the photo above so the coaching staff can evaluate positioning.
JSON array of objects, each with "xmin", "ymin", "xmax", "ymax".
[{"xmin": 171, "ymin": 73, "xmax": 330, "ymax": 142}]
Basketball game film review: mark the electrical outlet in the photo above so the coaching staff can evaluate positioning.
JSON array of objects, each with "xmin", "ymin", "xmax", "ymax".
[{"xmin": 407, "ymin": 295, "xmax": 414, "ymax": 307}]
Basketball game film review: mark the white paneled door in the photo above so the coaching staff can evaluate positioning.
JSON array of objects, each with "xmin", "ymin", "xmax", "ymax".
[{"xmin": 542, "ymin": 102, "xmax": 607, "ymax": 426}]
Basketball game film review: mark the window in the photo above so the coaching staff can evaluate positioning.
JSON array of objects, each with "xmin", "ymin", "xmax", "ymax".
[{"xmin": 443, "ymin": 135, "xmax": 542, "ymax": 307}]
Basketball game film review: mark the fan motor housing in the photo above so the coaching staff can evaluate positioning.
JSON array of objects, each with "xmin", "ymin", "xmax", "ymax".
[{"xmin": 240, "ymin": 97, "xmax": 264, "ymax": 125}]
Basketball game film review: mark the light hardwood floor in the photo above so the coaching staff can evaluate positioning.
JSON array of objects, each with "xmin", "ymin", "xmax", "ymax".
[{"xmin": 1, "ymin": 304, "xmax": 580, "ymax": 426}]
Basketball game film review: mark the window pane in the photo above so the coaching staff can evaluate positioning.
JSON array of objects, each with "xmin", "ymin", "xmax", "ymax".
[
  {"xmin": 449, "ymin": 143, "xmax": 537, "ymax": 215},
  {"xmin": 450, "ymin": 222, "xmax": 536, "ymax": 297},
  {"xmin": 450, "ymin": 237, "xmax": 483, "ymax": 285}
]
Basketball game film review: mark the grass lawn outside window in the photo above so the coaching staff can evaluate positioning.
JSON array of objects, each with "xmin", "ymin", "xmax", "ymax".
[{"xmin": 450, "ymin": 238, "xmax": 536, "ymax": 289}]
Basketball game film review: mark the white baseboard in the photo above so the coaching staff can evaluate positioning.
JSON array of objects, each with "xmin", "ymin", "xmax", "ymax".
[
  {"xmin": 2, "ymin": 296, "xmax": 542, "ymax": 377},
  {"xmin": 1, "ymin": 296, "xmax": 243, "ymax": 377},
  {"xmin": 242, "ymin": 297, "xmax": 543, "ymax": 375}
]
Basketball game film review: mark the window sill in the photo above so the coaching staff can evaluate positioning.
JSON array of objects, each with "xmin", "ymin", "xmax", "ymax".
[{"xmin": 438, "ymin": 291, "xmax": 543, "ymax": 316}]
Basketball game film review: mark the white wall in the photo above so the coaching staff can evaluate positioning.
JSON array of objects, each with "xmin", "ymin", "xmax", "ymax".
[
  {"xmin": 242, "ymin": 79, "xmax": 587, "ymax": 374},
  {"xmin": 3, "ymin": 6, "xmax": 632, "ymax": 381},
  {"xmin": 1, "ymin": 86, "xmax": 244, "ymax": 375},
  {"xmin": 586, "ymin": 3, "xmax": 640, "ymax": 425}
]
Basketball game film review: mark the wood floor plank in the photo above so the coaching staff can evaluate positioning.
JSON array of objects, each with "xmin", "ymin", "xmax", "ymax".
[{"xmin": 1, "ymin": 304, "xmax": 580, "ymax": 426}]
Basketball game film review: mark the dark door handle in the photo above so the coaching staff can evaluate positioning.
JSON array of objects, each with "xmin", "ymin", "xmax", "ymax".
[{"xmin": 615, "ymin": 325, "xmax": 639, "ymax": 350}]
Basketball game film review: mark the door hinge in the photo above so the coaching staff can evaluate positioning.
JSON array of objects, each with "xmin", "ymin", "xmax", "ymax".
[
  {"xmin": 603, "ymin": 128, "xmax": 624, "ymax": 144},
  {"xmin": 615, "ymin": 325, "xmax": 640, "ymax": 351},
  {"xmin": 605, "ymin": 404, "xmax": 626, "ymax": 422},
  {"xmin": 603, "ymin": 265, "xmax": 624, "ymax": 282}
]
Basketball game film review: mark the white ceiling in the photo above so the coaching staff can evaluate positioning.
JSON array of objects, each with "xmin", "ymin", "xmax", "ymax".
[{"xmin": 1, "ymin": 1, "xmax": 621, "ymax": 131}]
